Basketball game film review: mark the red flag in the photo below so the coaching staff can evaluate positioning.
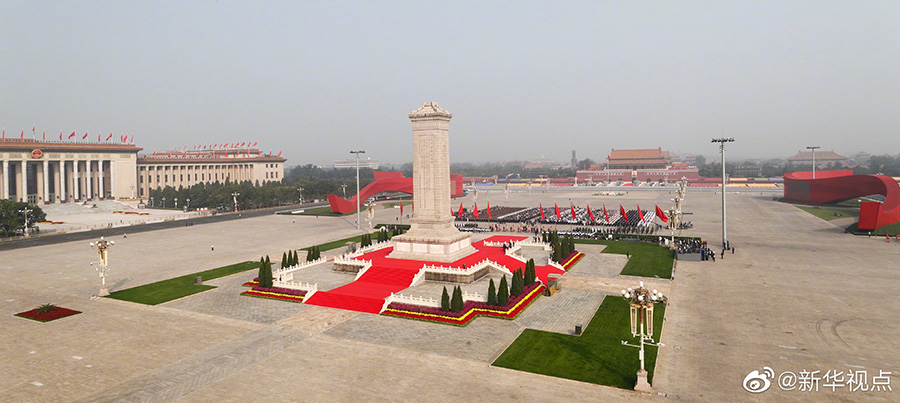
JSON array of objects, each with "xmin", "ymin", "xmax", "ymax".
[
  {"xmin": 252, "ymin": 141, "xmax": 257, "ymax": 147},
  {"xmin": 540, "ymin": 203, "xmax": 545, "ymax": 220},
  {"xmin": 82, "ymin": 132, "xmax": 88, "ymax": 140},
  {"xmin": 620, "ymin": 204, "xmax": 626, "ymax": 218},
  {"xmin": 98, "ymin": 133, "xmax": 101, "ymax": 142},
  {"xmin": 587, "ymin": 204, "xmax": 595, "ymax": 222},
  {"xmin": 473, "ymin": 202, "xmax": 479, "ymax": 219},
  {"xmin": 277, "ymin": 150, "xmax": 282, "ymax": 157},
  {"xmin": 400, "ymin": 202, "xmax": 404, "ymax": 216},
  {"xmin": 59, "ymin": 131, "xmax": 62, "ymax": 140},
  {"xmin": 106, "ymin": 133, "xmax": 113, "ymax": 141},
  {"xmin": 637, "ymin": 205, "xmax": 644, "ymax": 222},
  {"xmin": 554, "ymin": 203, "xmax": 561, "ymax": 219},
  {"xmin": 42, "ymin": 131, "xmax": 45, "ymax": 141},
  {"xmin": 603, "ymin": 204, "xmax": 609, "ymax": 223},
  {"xmin": 68, "ymin": 131, "xmax": 76, "ymax": 139},
  {"xmin": 21, "ymin": 130, "xmax": 24, "ymax": 139},
  {"xmin": 458, "ymin": 202, "xmax": 464, "ymax": 218},
  {"xmin": 32, "ymin": 124, "xmax": 35, "ymax": 133},
  {"xmin": 656, "ymin": 205, "xmax": 669, "ymax": 223},
  {"xmin": 571, "ymin": 204, "xmax": 576, "ymax": 220},
  {"xmin": 129, "ymin": 134, "xmax": 134, "ymax": 143},
  {"xmin": 487, "ymin": 201, "xmax": 492, "ymax": 219},
  {"xmin": 1, "ymin": 129, "xmax": 4, "ymax": 138}
]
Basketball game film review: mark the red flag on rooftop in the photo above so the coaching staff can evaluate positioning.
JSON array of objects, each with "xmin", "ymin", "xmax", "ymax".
[
  {"xmin": 82, "ymin": 132, "xmax": 88, "ymax": 140},
  {"xmin": 487, "ymin": 201, "xmax": 492, "ymax": 219},
  {"xmin": 637, "ymin": 205, "xmax": 644, "ymax": 222},
  {"xmin": 59, "ymin": 132, "xmax": 62, "ymax": 141},
  {"xmin": 540, "ymin": 203, "xmax": 545, "ymax": 220},
  {"xmin": 105, "ymin": 133, "xmax": 113, "ymax": 141},
  {"xmin": 554, "ymin": 203, "xmax": 561, "ymax": 219},
  {"xmin": 68, "ymin": 131, "xmax": 76, "ymax": 139},
  {"xmin": 277, "ymin": 150, "xmax": 282, "ymax": 157},
  {"xmin": 2, "ymin": 129, "xmax": 4, "ymax": 139},
  {"xmin": 473, "ymin": 202, "xmax": 479, "ymax": 219},
  {"xmin": 97, "ymin": 133, "xmax": 101, "ymax": 142},
  {"xmin": 458, "ymin": 202, "xmax": 464, "ymax": 218},
  {"xmin": 252, "ymin": 141, "xmax": 257, "ymax": 147},
  {"xmin": 620, "ymin": 204, "xmax": 626, "ymax": 218},
  {"xmin": 129, "ymin": 134, "xmax": 133, "ymax": 143},
  {"xmin": 656, "ymin": 205, "xmax": 668, "ymax": 223},
  {"xmin": 587, "ymin": 204, "xmax": 595, "ymax": 222},
  {"xmin": 603, "ymin": 204, "xmax": 609, "ymax": 223},
  {"xmin": 571, "ymin": 204, "xmax": 576, "ymax": 220},
  {"xmin": 21, "ymin": 130, "xmax": 24, "ymax": 139},
  {"xmin": 32, "ymin": 124, "xmax": 35, "ymax": 134},
  {"xmin": 42, "ymin": 131, "xmax": 45, "ymax": 141}
]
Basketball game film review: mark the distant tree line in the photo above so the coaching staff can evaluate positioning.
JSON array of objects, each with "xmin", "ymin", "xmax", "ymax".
[{"xmin": 0, "ymin": 200, "xmax": 46, "ymax": 237}]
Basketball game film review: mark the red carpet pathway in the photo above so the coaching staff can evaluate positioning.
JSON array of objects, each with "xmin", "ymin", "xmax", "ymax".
[{"xmin": 304, "ymin": 235, "xmax": 565, "ymax": 314}]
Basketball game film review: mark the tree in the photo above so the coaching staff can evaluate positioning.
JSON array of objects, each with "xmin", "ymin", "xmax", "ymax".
[
  {"xmin": 451, "ymin": 285, "xmax": 464, "ymax": 313},
  {"xmin": 441, "ymin": 286, "xmax": 450, "ymax": 311},
  {"xmin": 0, "ymin": 200, "xmax": 47, "ymax": 237},
  {"xmin": 497, "ymin": 276, "xmax": 509, "ymax": 306},
  {"xmin": 281, "ymin": 252, "xmax": 288, "ymax": 269},
  {"xmin": 511, "ymin": 269, "xmax": 524, "ymax": 297},
  {"xmin": 260, "ymin": 255, "xmax": 273, "ymax": 288},
  {"xmin": 257, "ymin": 257, "xmax": 265, "ymax": 285},
  {"xmin": 525, "ymin": 259, "xmax": 536, "ymax": 286},
  {"xmin": 487, "ymin": 278, "xmax": 498, "ymax": 306}
]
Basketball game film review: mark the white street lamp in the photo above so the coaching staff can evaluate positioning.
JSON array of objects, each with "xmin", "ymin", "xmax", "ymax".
[
  {"xmin": 621, "ymin": 281, "xmax": 668, "ymax": 393},
  {"xmin": 89, "ymin": 236, "xmax": 115, "ymax": 296},
  {"xmin": 350, "ymin": 150, "xmax": 366, "ymax": 230},
  {"xmin": 806, "ymin": 146, "xmax": 820, "ymax": 179},
  {"xmin": 712, "ymin": 137, "xmax": 735, "ymax": 249}
]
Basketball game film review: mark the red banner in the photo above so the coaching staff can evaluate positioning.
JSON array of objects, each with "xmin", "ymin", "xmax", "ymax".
[{"xmin": 656, "ymin": 205, "xmax": 668, "ymax": 223}]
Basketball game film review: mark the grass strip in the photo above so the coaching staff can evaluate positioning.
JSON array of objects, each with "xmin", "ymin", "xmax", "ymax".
[
  {"xmin": 493, "ymin": 296, "xmax": 665, "ymax": 390},
  {"xmin": 575, "ymin": 239, "xmax": 674, "ymax": 278},
  {"xmin": 106, "ymin": 261, "xmax": 258, "ymax": 305},
  {"xmin": 795, "ymin": 205, "xmax": 859, "ymax": 221}
]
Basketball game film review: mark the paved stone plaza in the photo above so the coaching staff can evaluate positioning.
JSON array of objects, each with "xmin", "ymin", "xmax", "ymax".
[{"xmin": 1, "ymin": 190, "xmax": 897, "ymax": 401}]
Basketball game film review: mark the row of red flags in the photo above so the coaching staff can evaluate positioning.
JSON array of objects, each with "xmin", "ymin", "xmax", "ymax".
[
  {"xmin": 2, "ymin": 127, "xmax": 135, "ymax": 143},
  {"xmin": 450, "ymin": 202, "xmax": 668, "ymax": 224}
]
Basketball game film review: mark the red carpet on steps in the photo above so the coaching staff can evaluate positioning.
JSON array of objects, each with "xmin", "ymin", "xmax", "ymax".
[{"xmin": 303, "ymin": 235, "xmax": 565, "ymax": 314}]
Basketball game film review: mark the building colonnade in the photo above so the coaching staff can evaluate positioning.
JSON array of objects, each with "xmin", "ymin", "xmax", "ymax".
[{"xmin": 0, "ymin": 158, "xmax": 116, "ymax": 203}]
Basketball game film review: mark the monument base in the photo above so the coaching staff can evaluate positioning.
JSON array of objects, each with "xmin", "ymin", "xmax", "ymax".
[
  {"xmin": 388, "ymin": 230, "xmax": 476, "ymax": 263},
  {"xmin": 98, "ymin": 286, "xmax": 110, "ymax": 297},
  {"xmin": 635, "ymin": 369, "xmax": 652, "ymax": 393}
]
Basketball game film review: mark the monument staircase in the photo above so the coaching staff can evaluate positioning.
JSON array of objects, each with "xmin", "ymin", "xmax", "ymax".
[
  {"xmin": 303, "ymin": 236, "xmax": 567, "ymax": 314},
  {"xmin": 303, "ymin": 265, "xmax": 423, "ymax": 314}
]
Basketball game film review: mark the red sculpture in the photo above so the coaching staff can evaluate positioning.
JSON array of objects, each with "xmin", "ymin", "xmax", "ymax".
[
  {"xmin": 784, "ymin": 170, "xmax": 900, "ymax": 230},
  {"xmin": 327, "ymin": 172, "xmax": 465, "ymax": 214}
]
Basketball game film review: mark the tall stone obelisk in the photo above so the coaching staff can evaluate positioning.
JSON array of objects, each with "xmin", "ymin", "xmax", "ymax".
[{"xmin": 388, "ymin": 102, "xmax": 476, "ymax": 262}]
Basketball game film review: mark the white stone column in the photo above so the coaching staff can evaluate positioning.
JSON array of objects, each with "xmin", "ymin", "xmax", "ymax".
[
  {"xmin": 85, "ymin": 160, "xmax": 93, "ymax": 199},
  {"xmin": 73, "ymin": 160, "xmax": 80, "ymax": 200},
  {"xmin": 98, "ymin": 160, "xmax": 105, "ymax": 198},
  {"xmin": 1, "ymin": 160, "xmax": 8, "ymax": 200},
  {"xmin": 42, "ymin": 159, "xmax": 49, "ymax": 203},
  {"xmin": 55, "ymin": 161, "xmax": 63, "ymax": 202},
  {"xmin": 109, "ymin": 160, "xmax": 116, "ymax": 199},
  {"xmin": 21, "ymin": 161, "xmax": 28, "ymax": 202}
]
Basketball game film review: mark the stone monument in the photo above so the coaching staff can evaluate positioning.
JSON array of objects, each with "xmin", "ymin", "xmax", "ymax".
[{"xmin": 388, "ymin": 102, "xmax": 476, "ymax": 262}]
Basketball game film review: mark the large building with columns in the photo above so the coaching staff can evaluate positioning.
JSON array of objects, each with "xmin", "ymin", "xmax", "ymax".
[
  {"xmin": 135, "ymin": 149, "xmax": 285, "ymax": 198},
  {"xmin": 1, "ymin": 138, "xmax": 285, "ymax": 204}
]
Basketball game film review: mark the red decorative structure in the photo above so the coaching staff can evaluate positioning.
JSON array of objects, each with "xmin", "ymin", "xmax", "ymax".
[
  {"xmin": 783, "ymin": 170, "xmax": 900, "ymax": 230},
  {"xmin": 327, "ymin": 172, "xmax": 465, "ymax": 214}
]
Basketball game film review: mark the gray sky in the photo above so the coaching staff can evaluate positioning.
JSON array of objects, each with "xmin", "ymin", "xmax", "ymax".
[{"xmin": 2, "ymin": 1, "xmax": 898, "ymax": 165}]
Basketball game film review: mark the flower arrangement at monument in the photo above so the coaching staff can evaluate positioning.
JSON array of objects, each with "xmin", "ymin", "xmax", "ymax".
[
  {"xmin": 15, "ymin": 303, "xmax": 81, "ymax": 323},
  {"xmin": 561, "ymin": 251, "xmax": 584, "ymax": 270},
  {"xmin": 241, "ymin": 286, "xmax": 306, "ymax": 303},
  {"xmin": 382, "ymin": 282, "xmax": 545, "ymax": 326}
]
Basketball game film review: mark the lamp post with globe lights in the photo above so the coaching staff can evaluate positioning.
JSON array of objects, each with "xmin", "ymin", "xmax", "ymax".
[
  {"xmin": 90, "ymin": 236, "xmax": 115, "ymax": 296},
  {"xmin": 621, "ymin": 281, "xmax": 667, "ymax": 393}
]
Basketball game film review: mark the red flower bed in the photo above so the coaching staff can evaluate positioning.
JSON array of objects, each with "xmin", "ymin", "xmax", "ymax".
[
  {"xmin": 561, "ymin": 251, "xmax": 584, "ymax": 270},
  {"xmin": 15, "ymin": 307, "xmax": 81, "ymax": 323},
  {"xmin": 382, "ymin": 283, "xmax": 545, "ymax": 326},
  {"xmin": 240, "ymin": 285, "xmax": 306, "ymax": 303}
]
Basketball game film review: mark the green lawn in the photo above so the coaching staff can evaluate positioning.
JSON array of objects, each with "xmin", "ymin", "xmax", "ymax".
[
  {"xmin": 795, "ymin": 205, "xmax": 859, "ymax": 221},
  {"xmin": 493, "ymin": 296, "xmax": 666, "ymax": 390},
  {"xmin": 575, "ymin": 239, "xmax": 674, "ymax": 278},
  {"xmin": 846, "ymin": 221, "xmax": 900, "ymax": 236},
  {"xmin": 106, "ymin": 261, "xmax": 258, "ymax": 305}
]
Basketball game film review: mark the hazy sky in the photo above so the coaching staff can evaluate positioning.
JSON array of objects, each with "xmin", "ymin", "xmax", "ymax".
[{"xmin": 2, "ymin": 1, "xmax": 898, "ymax": 165}]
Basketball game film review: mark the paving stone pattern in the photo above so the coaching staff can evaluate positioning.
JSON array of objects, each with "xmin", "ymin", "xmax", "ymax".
[{"xmin": 514, "ymin": 289, "xmax": 608, "ymax": 335}]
